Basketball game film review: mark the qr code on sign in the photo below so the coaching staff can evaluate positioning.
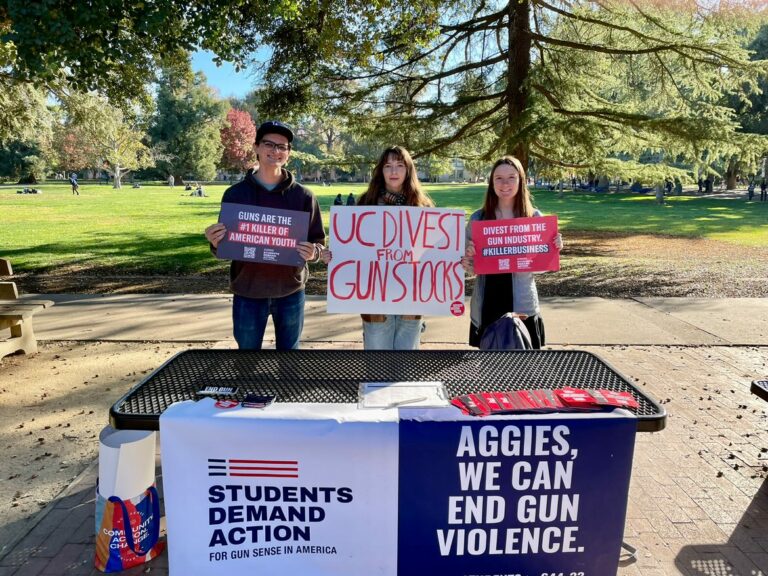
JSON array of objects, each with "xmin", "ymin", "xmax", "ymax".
[
  {"xmin": 498, "ymin": 259, "xmax": 510, "ymax": 270},
  {"xmin": 244, "ymin": 247, "xmax": 257, "ymax": 259}
]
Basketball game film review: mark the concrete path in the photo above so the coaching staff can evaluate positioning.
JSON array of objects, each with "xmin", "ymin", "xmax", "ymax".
[
  {"xmin": 1, "ymin": 343, "xmax": 766, "ymax": 576},
  {"xmin": 25, "ymin": 294, "xmax": 768, "ymax": 346},
  {"xmin": 1, "ymin": 294, "xmax": 767, "ymax": 575}
]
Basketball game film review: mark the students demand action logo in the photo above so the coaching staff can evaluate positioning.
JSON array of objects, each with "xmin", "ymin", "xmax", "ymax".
[{"xmin": 208, "ymin": 458, "xmax": 299, "ymax": 478}]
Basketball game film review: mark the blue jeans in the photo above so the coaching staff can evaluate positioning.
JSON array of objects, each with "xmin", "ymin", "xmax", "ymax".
[
  {"xmin": 362, "ymin": 316, "xmax": 423, "ymax": 350},
  {"xmin": 232, "ymin": 291, "xmax": 305, "ymax": 350}
]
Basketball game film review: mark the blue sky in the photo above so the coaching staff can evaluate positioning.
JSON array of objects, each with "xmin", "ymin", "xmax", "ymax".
[{"xmin": 191, "ymin": 50, "xmax": 255, "ymax": 99}]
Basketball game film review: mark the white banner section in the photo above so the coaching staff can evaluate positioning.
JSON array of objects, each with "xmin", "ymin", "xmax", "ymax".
[
  {"xmin": 327, "ymin": 206, "xmax": 466, "ymax": 316},
  {"xmin": 160, "ymin": 400, "xmax": 399, "ymax": 576}
]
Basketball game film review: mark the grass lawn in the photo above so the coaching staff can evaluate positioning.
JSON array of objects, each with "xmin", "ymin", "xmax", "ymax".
[{"xmin": 2, "ymin": 181, "xmax": 766, "ymax": 275}]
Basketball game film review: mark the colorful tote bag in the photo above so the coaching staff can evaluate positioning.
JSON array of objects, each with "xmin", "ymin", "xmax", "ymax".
[{"xmin": 94, "ymin": 484, "xmax": 165, "ymax": 572}]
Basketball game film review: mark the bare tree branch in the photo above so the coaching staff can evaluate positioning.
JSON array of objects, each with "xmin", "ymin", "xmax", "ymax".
[{"xmin": 413, "ymin": 98, "xmax": 508, "ymax": 158}]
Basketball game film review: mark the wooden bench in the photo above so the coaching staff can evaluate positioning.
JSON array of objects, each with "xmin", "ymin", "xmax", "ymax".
[{"xmin": 0, "ymin": 258, "xmax": 53, "ymax": 357}]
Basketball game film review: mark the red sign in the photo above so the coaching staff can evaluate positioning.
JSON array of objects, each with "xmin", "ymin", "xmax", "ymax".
[{"xmin": 471, "ymin": 215, "xmax": 559, "ymax": 274}]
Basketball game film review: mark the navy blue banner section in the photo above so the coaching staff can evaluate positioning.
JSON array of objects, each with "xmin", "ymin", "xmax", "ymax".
[
  {"xmin": 397, "ymin": 415, "xmax": 636, "ymax": 576},
  {"xmin": 217, "ymin": 202, "xmax": 309, "ymax": 266}
]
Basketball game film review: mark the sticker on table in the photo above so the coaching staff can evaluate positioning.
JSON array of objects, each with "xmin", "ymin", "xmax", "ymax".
[{"xmin": 214, "ymin": 399, "xmax": 239, "ymax": 409}]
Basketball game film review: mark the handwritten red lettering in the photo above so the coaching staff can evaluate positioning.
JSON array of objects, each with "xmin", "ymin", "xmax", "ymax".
[{"xmin": 334, "ymin": 211, "xmax": 377, "ymax": 246}]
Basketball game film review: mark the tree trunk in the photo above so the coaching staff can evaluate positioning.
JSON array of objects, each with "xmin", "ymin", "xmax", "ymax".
[
  {"xmin": 113, "ymin": 166, "xmax": 122, "ymax": 189},
  {"xmin": 506, "ymin": 0, "xmax": 531, "ymax": 169},
  {"xmin": 325, "ymin": 127, "xmax": 337, "ymax": 182},
  {"xmin": 725, "ymin": 156, "xmax": 739, "ymax": 190}
]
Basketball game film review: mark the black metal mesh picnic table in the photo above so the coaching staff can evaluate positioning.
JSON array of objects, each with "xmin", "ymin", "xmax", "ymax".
[
  {"xmin": 752, "ymin": 380, "xmax": 768, "ymax": 402},
  {"xmin": 110, "ymin": 349, "xmax": 666, "ymax": 432}
]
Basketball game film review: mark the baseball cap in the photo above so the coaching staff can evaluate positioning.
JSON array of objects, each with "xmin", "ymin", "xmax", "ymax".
[{"xmin": 256, "ymin": 120, "xmax": 294, "ymax": 143}]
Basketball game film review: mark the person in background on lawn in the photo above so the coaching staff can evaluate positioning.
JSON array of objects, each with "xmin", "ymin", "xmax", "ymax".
[
  {"xmin": 69, "ymin": 173, "xmax": 79, "ymax": 195},
  {"xmin": 462, "ymin": 156, "xmax": 563, "ymax": 349},
  {"xmin": 346, "ymin": 192, "xmax": 356, "ymax": 205},
  {"xmin": 204, "ymin": 120, "xmax": 325, "ymax": 350},
  {"xmin": 333, "ymin": 193, "xmax": 343, "ymax": 206},
  {"xmin": 322, "ymin": 145, "xmax": 434, "ymax": 349}
]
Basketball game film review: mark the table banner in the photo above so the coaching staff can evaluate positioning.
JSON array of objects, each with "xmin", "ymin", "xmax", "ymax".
[
  {"xmin": 327, "ymin": 206, "xmax": 466, "ymax": 316},
  {"xmin": 216, "ymin": 202, "xmax": 310, "ymax": 266},
  {"xmin": 472, "ymin": 215, "xmax": 559, "ymax": 274},
  {"xmin": 161, "ymin": 403, "xmax": 636, "ymax": 576},
  {"xmin": 160, "ymin": 400, "xmax": 399, "ymax": 576},
  {"xmin": 397, "ymin": 411, "xmax": 636, "ymax": 576}
]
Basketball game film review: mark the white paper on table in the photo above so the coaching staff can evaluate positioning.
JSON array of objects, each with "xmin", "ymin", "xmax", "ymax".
[{"xmin": 358, "ymin": 381, "xmax": 449, "ymax": 409}]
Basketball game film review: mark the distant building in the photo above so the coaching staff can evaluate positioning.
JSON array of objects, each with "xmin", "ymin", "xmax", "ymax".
[{"xmin": 434, "ymin": 158, "xmax": 482, "ymax": 183}]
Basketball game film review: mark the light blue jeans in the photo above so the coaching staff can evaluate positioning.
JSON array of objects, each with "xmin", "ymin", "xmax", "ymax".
[{"xmin": 362, "ymin": 316, "xmax": 423, "ymax": 350}]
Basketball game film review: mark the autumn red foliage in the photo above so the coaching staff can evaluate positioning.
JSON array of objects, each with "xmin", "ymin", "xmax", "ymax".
[{"xmin": 220, "ymin": 109, "xmax": 257, "ymax": 173}]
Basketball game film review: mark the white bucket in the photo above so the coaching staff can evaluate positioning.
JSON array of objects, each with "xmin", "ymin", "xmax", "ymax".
[{"xmin": 98, "ymin": 425, "xmax": 157, "ymax": 500}]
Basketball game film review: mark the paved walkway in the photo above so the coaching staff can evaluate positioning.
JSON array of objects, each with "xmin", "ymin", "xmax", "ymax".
[
  {"xmin": 24, "ymin": 294, "xmax": 768, "ymax": 346},
  {"xmin": 1, "ymin": 295, "xmax": 767, "ymax": 575}
]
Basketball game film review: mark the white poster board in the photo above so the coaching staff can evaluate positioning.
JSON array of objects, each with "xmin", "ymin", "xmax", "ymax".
[
  {"xmin": 326, "ymin": 206, "xmax": 466, "ymax": 316},
  {"xmin": 160, "ymin": 400, "xmax": 399, "ymax": 576}
]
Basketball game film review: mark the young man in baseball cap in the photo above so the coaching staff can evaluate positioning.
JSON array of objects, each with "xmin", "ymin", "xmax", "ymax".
[{"xmin": 205, "ymin": 120, "xmax": 325, "ymax": 350}]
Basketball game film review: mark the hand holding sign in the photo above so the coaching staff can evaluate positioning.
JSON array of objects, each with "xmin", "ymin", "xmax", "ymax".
[
  {"xmin": 205, "ymin": 223, "xmax": 227, "ymax": 248},
  {"xmin": 296, "ymin": 241, "xmax": 318, "ymax": 262},
  {"xmin": 461, "ymin": 241, "xmax": 475, "ymax": 275}
]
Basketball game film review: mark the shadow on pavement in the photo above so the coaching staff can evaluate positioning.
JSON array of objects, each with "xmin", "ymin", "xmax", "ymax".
[{"xmin": 674, "ymin": 476, "xmax": 768, "ymax": 575}]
